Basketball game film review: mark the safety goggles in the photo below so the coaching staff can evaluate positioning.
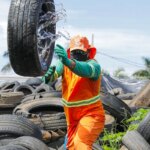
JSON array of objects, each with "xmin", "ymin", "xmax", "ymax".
[{"xmin": 71, "ymin": 49, "xmax": 88, "ymax": 55}]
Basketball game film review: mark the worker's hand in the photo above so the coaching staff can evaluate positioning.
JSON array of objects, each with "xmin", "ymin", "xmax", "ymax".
[
  {"xmin": 42, "ymin": 66, "xmax": 56, "ymax": 84},
  {"xmin": 54, "ymin": 44, "xmax": 70, "ymax": 66}
]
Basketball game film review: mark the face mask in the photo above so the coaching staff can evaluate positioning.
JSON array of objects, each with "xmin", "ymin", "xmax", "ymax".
[{"xmin": 70, "ymin": 50, "xmax": 88, "ymax": 61}]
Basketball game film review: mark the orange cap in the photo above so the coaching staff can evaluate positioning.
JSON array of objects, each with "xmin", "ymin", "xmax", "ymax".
[{"xmin": 69, "ymin": 35, "xmax": 90, "ymax": 52}]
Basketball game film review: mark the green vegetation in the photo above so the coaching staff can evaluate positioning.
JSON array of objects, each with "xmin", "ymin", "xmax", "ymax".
[
  {"xmin": 100, "ymin": 108, "xmax": 150, "ymax": 150},
  {"xmin": 133, "ymin": 57, "xmax": 150, "ymax": 79}
]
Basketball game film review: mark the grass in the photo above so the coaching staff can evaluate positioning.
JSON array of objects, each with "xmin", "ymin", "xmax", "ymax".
[{"xmin": 100, "ymin": 108, "xmax": 150, "ymax": 150}]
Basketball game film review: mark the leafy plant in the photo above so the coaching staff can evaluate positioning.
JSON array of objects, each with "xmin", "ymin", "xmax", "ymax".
[{"xmin": 100, "ymin": 108, "xmax": 150, "ymax": 150}]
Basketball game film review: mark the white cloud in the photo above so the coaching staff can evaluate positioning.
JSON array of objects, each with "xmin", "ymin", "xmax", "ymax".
[
  {"xmin": 0, "ymin": 0, "xmax": 10, "ymax": 53},
  {"xmin": 56, "ymin": 25, "xmax": 150, "ymax": 75},
  {"xmin": 0, "ymin": 22, "xmax": 7, "ymax": 37},
  {"xmin": 57, "ymin": 26, "xmax": 150, "ymax": 55},
  {"xmin": 0, "ymin": 22, "xmax": 7, "ymax": 53},
  {"xmin": 0, "ymin": 1, "xmax": 10, "ymax": 22}
]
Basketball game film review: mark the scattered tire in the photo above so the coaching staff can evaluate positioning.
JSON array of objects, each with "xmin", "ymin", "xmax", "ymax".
[
  {"xmin": 13, "ymin": 98, "xmax": 64, "ymax": 116},
  {"xmin": 0, "ymin": 115, "xmax": 42, "ymax": 140},
  {"xmin": 1, "ymin": 81, "xmax": 20, "ymax": 92},
  {"xmin": 0, "ymin": 92, "xmax": 24, "ymax": 105},
  {"xmin": 25, "ymin": 77, "xmax": 43, "ymax": 87},
  {"xmin": 122, "ymin": 130, "xmax": 150, "ymax": 150},
  {"xmin": 137, "ymin": 112, "xmax": 150, "ymax": 144},
  {"xmin": 30, "ymin": 112, "xmax": 67, "ymax": 131},
  {"xmin": 34, "ymin": 84, "xmax": 52, "ymax": 93},
  {"xmin": 14, "ymin": 84, "xmax": 34, "ymax": 96},
  {"xmin": 8, "ymin": 0, "xmax": 56, "ymax": 76},
  {"xmin": 101, "ymin": 91, "xmax": 131, "ymax": 131},
  {"xmin": 8, "ymin": 136, "xmax": 49, "ymax": 150}
]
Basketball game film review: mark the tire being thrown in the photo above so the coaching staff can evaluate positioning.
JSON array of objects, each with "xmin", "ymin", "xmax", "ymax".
[{"xmin": 8, "ymin": 0, "xmax": 56, "ymax": 76}]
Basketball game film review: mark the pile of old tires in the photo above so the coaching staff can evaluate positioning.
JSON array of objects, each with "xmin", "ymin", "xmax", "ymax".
[{"xmin": 0, "ymin": 78, "xmax": 150, "ymax": 149}]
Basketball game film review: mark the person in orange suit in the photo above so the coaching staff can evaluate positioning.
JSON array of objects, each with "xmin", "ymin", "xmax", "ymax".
[{"xmin": 42, "ymin": 35, "xmax": 105, "ymax": 150}]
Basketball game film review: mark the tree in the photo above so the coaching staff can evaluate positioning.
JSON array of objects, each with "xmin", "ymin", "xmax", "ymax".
[
  {"xmin": 1, "ymin": 51, "xmax": 12, "ymax": 73},
  {"xmin": 113, "ymin": 67, "xmax": 129, "ymax": 79},
  {"xmin": 133, "ymin": 57, "xmax": 150, "ymax": 79}
]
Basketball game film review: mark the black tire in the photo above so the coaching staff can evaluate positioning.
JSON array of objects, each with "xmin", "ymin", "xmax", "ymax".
[
  {"xmin": 14, "ymin": 84, "xmax": 34, "ymax": 96},
  {"xmin": 101, "ymin": 91, "xmax": 131, "ymax": 131},
  {"xmin": 8, "ymin": 0, "xmax": 56, "ymax": 76},
  {"xmin": 0, "ymin": 145, "xmax": 28, "ymax": 150},
  {"xmin": 34, "ymin": 84, "xmax": 52, "ymax": 93},
  {"xmin": 0, "ymin": 92, "xmax": 24, "ymax": 105},
  {"xmin": 122, "ymin": 130, "xmax": 150, "ymax": 150},
  {"xmin": 25, "ymin": 77, "xmax": 43, "ymax": 87},
  {"xmin": 1, "ymin": 81, "xmax": 20, "ymax": 92},
  {"xmin": 13, "ymin": 98, "xmax": 64, "ymax": 116},
  {"xmin": 0, "ymin": 115, "xmax": 42, "ymax": 140},
  {"xmin": 30, "ymin": 113, "xmax": 67, "ymax": 131},
  {"xmin": 137, "ymin": 112, "xmax": 150, "ymax": 144},
  {"xmin": 8, "ymin": 136, "xmax": 49, "ymax": 150}
]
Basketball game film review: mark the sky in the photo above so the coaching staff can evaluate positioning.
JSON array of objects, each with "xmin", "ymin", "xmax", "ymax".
[{"xmin": 0, "ymin": 0, "xmax": 150, "ymax": 76}]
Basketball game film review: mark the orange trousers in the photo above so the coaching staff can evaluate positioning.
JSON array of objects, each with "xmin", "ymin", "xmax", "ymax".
[{"xmin": 64, "ymin": 102, "xmax": 105, "ymax": 150}]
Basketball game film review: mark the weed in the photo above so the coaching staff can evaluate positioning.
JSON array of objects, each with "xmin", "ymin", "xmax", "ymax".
[{"xmin": 100, "ymin": 108, "xmax": 150, "ymax": 150}]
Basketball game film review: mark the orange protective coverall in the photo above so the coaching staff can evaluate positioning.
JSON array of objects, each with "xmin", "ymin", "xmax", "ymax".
[{"xmin": 62, "ymin": 65, "xmax": 105, "ymax": 150}]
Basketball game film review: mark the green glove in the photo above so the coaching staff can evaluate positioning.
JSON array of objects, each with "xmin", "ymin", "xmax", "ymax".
[
  {"xmin": 42, "ymin": 66, "xmax": 56, "ymax": 84},
  {"xmin": 54, "ymin": 44, "xmax": 71, "ymax": 67}
]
